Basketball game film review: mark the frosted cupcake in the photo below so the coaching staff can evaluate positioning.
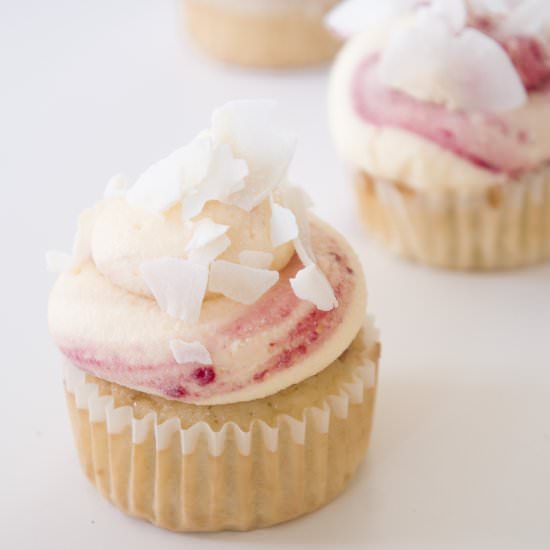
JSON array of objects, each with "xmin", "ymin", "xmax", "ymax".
[
  {"xmin": 182, "ymin": 0, "xmax": 342, "ymax": 67},
  {"xmin": 328, "ymin": 0, "xmax": 550, "ymax": 269},
  {"xmin": 47, "ymin": 101, "xmax": 380, "ymax": 531}
]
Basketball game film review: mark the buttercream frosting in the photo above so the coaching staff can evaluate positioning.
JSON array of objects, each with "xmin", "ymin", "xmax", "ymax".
[
  {"xmin": 328, "ymin": 2, "xmax": 550, "ymax": 190},
  {"xmin": 49, "ymin": 101, "xmax": 366, "ymax": 405},
  {"xmin": 49, "ymin": 219, "xmax": 365, "ymax": 404}
]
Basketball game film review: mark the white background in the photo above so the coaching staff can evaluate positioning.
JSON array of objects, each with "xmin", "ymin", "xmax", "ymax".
[{"xmin": 1, "ymin": 1, "xmax": 549, "ymax": 548}]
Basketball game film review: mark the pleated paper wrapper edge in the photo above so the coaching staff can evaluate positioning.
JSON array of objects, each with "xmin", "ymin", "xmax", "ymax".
[
  {"xmin": 357, "ymin": 168, "xmax": 550, "ymax": 270},
  {"xmin": 63, "ymin": 318, "xmax": 380, "ymax": 532}
]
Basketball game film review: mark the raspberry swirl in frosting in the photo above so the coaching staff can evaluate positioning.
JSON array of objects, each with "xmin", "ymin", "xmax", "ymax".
[
  {"xmin": 48, "ymin": 101, "xmax": 366, "ymax": 405},
  {"xmin": 328, "ymin": 0, "xmax": 550, "ymax": 190}
]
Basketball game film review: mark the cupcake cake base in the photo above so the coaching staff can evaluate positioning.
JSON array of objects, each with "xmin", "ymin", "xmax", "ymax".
[
  {"xmin": 183, "ymin": 0, "xmax": 341, "ymax": 68},
  {"xmin": 357, "ymin": 171, "xmax": 550, "ymax": 270},
  {"xmin": 64, "ymin": 324, "xmax": 380, "ymax": 532}
]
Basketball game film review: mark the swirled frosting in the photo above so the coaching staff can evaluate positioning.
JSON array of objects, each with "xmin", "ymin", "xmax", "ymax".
[
  {"xmin": 328, "ymin": 1, "xmax": 550, "ymax": 190},
  {"xmin": 48, "ymin": 101, "xmax": 366, "ymax": 405}
]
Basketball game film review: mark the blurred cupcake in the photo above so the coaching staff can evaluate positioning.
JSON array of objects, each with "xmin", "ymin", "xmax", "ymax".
[
  {"xmin": 328, "ymin": 0, "xmax": 550, "ymax": 270},
  {"xmin": 182, "ymin": 0, "xmax": 342, "ymax": 67},
  {"xmin": 48, "ymin": 101, "xmax": 380, "ymax": 531}
]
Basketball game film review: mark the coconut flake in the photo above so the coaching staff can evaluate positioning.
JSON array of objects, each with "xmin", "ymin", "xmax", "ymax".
[
  {"xmin": 211, "ymin": 101, "xmax": 296, "ymax": 212},
  {"xmin": 184, "ymin": 218, "xmax": 230, "ymax": 266},
  {"xmin": 186, "ymin": 218, "xmax": 229, "ymax": 250},
  {"xmin": 290, "ymin": 265, "xmax": 338, "ymax": 312},
  {"xmin": 325, "ymin": 0, "xmax": 419, "ymax": 38},
  {"xmin": 140, "ymin": 258, "xmax": 208, "ymax": 322},
  {"xmin": 46, "ymin": 250, "xmax": 72, "ymax": 273},
  {"xmin": 170, "ymin": 339, "xmax": 212, "ymax": 365},
  {"xmin": 281, "ymin": 186, "xmax": 316, "ymax": 265},
  {"xmin": 379, "ymin": 11, "xmax": 527, "ymax": 111},
  {"xmin": 103, "ymin": 174, "xmax": 129, "ymax": 199},
  {"xmin": 427, "ymin": 0, "xmax": 467, "ymax": 32},
  {"xmin": 181, "ymin": 143, "xmax": 248, "ymax": 221},
  {"xmin": 127, "ymin": 134, "xmax": 213, "ymax": 214},
  {"xmin": 188, "ymin": 234, "xmax": 230, "ymax": 265},
  {"xmin": 238, "ymin": 250, "xmax": 274, "ymax": 269},
  {"xmin": 209, "ymin": 261, "xmax": 279, "ymax": 304},
  {"xmin": 270, "ymin": 201, "xmax": 298, "ymax": 247}
]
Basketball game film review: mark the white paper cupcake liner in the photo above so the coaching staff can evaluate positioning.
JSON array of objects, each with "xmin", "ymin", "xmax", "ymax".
[
  {"xmin": 357, "ymin": 169, "xmax": 550, "ymax": 270},
  {"xmin": 63, "ymin": 321, "xmax": 380, "ymax": 532}
]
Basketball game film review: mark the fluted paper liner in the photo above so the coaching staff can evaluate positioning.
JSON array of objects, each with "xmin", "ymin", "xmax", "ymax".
[
  {"xmin": 357, "ymin": 170, "xmax": 550, "ymax": 270},
  {"xmin": 63, "ymin": 325, "xmax": 380, "ymax": 532}
]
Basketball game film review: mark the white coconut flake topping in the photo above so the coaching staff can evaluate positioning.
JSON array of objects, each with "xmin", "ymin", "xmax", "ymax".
[
  {"xmin": 125, "ymin": 101, "xmax": 295, "ymax": 225},
  {"xmin": 46, "ymin": 250, "xmax": 72, "ymax": 273},
  {"xmin": 281, "ymin": 186, "xmax": 316, "ymax": 266},
  {"xmin": 325, "ymin": 0, "xmax": 419, "ymax": 38},
  {"xmin": 239, "ymin": 250, "xmax": 274, "ymax": 269},
  {"xmin": 211, "ymin": 101, "xmax": 296, "ymax": 212},
  {"xmin": 95, "ymin": 101, "xmax": 343, "ymax": 320},
  {"xmin": 103, "ymin": 174, "xmax": 129, "ymax": 199},
  {"xmin": 270, "ymin": 201, "xmax": 298, "ymax": 247},
  {"xmin": 427, "ymin": 0, "xmax": 467, "ymax": 32},
  {"xmin": 379, "ymin": 9, "xmax": 527, "ymax": 111},
  {"xmin": 209, "ymin": 260, "xmax": 279, "ymax": 304},
  {"xmin": 127, "ymin": 134, "xmax": 213, "ymax": 214},
  {"xmin": 185, "ymin": 218, "xmax": 231, "ymax": 265},
  {"xmin": 188, "ymin": 235, "xmax": 230, "ymax": 265},
  {"xmin": 290, "ymin": 264, "xmax": 338, "ymax": 312},
  {"xmin": 170, "ymin": 339, "xmax": 212, "ymax": 365},
  {"xmin": 141, "ymin": 258, "xmax": 209, "ymax": 322},
  {"xmin": 180, "ymin": 143, "xmax": 248, "ymax": 221},
  {"xmin": 186, "ymin": 218, "xmax": 229, "ymax": 248}
]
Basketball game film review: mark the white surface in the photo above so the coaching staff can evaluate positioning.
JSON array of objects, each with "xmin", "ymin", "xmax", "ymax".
[{"xmin": 1, "ymin": 1, "xmax": 549, "ymax": 548}]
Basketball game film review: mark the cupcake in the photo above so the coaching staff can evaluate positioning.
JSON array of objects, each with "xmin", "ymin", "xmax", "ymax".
[
  {"xmin": 327, "ymin": 0, "xmax": 550, "ymax": 270},
  {"xmin": 47, "ymin": 101, "xmax": 380, "ymax": 531},
  {"xmin": 182, "ymin": 0, "xmax": 342, "ymax": 68}
]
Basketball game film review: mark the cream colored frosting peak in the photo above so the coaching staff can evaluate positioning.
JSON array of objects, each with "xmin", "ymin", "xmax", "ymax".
[{"xmin": 90, "ymin": 197, "xmax": 294, "ymax": 298}]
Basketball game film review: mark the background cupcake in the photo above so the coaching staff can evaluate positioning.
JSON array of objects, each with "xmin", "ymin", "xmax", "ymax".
[
  {"xmin": 48, "ymin": 101, "xmax": 380, "ymax": 532},
  {"xmin": 182, "ymin": 0, "xmax": 342, "ymax": 67},
  {"xmin": 328, "ymin": 0, "xmax": 550, "ymax": 270}
]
